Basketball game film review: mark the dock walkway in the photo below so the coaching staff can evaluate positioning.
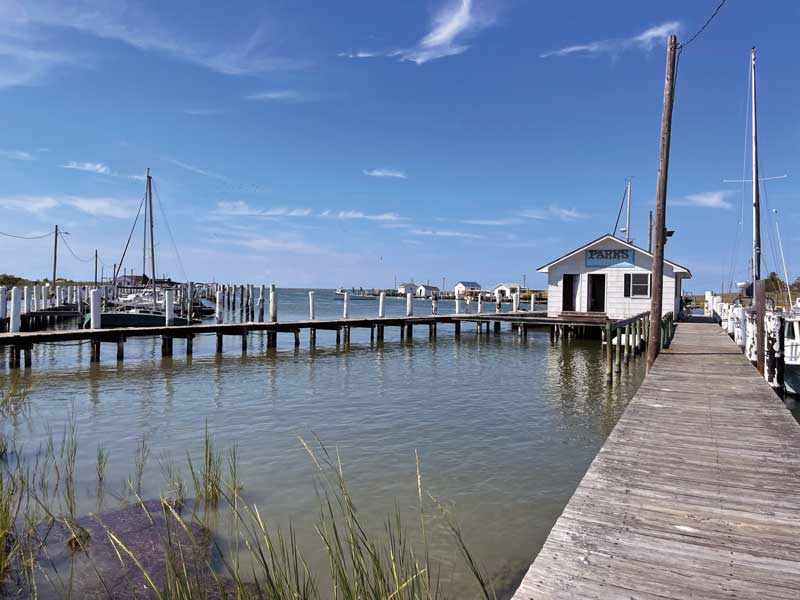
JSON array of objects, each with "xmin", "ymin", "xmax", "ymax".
[{"xmin": 512, "ymin": 317, "xmax": 800, "ymax": 599}]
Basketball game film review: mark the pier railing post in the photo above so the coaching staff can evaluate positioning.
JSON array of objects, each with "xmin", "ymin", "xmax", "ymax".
[
  {"xmin": 23, "ymin": 286, "xmax": 31, "ymax": 315},
  {"xmin": 605, "ymin": 322, "xmax": 613, "ymax": 383},
  {"xmin": 406, "ymin": 293, "xmax": 413, "ymax": 317},
  {"xmin": 165, "ymin": 289, "xmax": 175, "ymax": 325},
  {"xmin": 0, "ymin": 286, "xmax": 7, "ymax": 332},
  {"xmin": 378, "ymin": 292, "xmax": 385, "ymax": 318},
  {"xmin": 9, "ymin": 287, "xmax": 21, "ymax": 333},
  {"xmin": 477, "ymin": 297, "xmax": 483, "ymax": 314},
  {"xmin": 455, "ymin": 294, "xmax": 461, "ymax": 315},
  {"xmin": 343, "ymin": 292, "xmax": 350, "ymax": 319},
  {"xmin": 269, "ymin": 284, "xmax": 277, "ymax": 323},
  {"xmin": 258, "ymin": 285, "xmax": 265, "ymax": 322},
  {"xmin": 215, "ymin": 290, "xmax": 223, "ymax": 324},
  {"xmin": 309, "ymin": 290, "xmax": 316, "ymax": 320},
  {"xmin": 90, "ymin": 289, "xmax": 101, "ymax": 329},
  {"xmin": 32, "ymin": 285, "xmax": 39, "ymax": 312},
  {"xmin": 614, "ymin": 325, "xmax": 622, "ymax": 374},
  {"xmin": 432, "ymin": 296, "xmax": 438, "ymax": 315}
]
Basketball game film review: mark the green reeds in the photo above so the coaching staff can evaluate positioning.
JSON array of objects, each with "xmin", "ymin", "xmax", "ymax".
[
  {"xmin": 187, "ymin": 423, "xmax": 221, "ymax": 507},
  {"xmin": 96, "ymin": 445, "xmax": 108, "ymax": 484}
]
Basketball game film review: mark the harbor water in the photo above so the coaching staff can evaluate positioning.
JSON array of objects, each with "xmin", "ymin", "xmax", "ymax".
[{"xmin": 0, "ymin": 289, "xmax": 647, "ymax": 598}]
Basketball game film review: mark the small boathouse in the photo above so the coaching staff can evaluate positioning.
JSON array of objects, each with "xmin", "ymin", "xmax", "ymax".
[{"xmin": 538, "ymin": 234, "xmax": 691, "ymax": 319}]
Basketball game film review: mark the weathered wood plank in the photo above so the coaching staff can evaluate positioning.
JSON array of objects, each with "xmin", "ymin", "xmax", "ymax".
[{"xmin": 511, "ymin": 318, "xmax": 800, "ymax": 599}]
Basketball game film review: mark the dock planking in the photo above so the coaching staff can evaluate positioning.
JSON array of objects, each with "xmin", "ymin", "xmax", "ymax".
[{"xmin": 512, "ymin": 317, "xmax": 800, "ymax": 599}]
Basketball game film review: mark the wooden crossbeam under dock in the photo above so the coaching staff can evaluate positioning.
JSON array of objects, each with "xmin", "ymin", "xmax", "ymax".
[{"xmin": 512, "ymin": 316, "xmax": 800, "ymax": 599}]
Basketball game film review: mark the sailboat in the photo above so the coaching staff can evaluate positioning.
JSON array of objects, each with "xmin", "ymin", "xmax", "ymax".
[{"xmin": 83, "ymin": 169, "xmax": 192, "ymax": 328}]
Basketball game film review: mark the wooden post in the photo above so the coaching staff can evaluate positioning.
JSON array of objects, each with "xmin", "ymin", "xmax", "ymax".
[
  {"xmin": 294, "ymin": 330, "xmax": 300, "ymax": 347},
  {"xmin": 378, "ymin": 292, "xmax": 385, "ymax": 318},
  {"xmin": 406, "ymin": 293, "xmax": 413, "ymax": 317},
  {"xmin": 406, "ymin": 323, "xmax": 413, "ymax": 339},
  {"xmin": 0, "ymin": 286, "xmax": 7, "ymax": 332},
  {"xmin": 777, "ymin": 314, "xmax": 785, "ymax": 397},
  {"xmin": 258, "ymin": 285, "xmax": 265, "ymax": 322},
  {"xmin": 377, "ymin": 325, "xmax": 384, "ymax": 341},
  {"xmin": 215, "ymin": 290, "xmax": 223, "ymax": 324},
  {"xmin": 343, "ymin": 292, "xmax": 350, "ymax": 319},
  {"xmin": 431, "ymin": 296, "xmax": 438, "ymax": 315},
  {"xmin": 623, "ymin": 324, "xmax": 630, "ymax": 363},
  {"xmin": 165, "ymin": 288, "xmax": 175, "ymax": 326},
  {"xmin": 455, "ymin": 321, "xmax": 461, "ymax": 337},
  {"xmin": 90, "ymin": 340, "xmax": 101, "ymax": 362},
  {"xmin": 605, "ymin": 322, "xmax": 613, "ymax": 383},
  {"xmin": 336, "ymin": 328, "xmax": 341, "ymax": 345},
  {"xmin": 186, "ymin": 333, "xmax": 194, "ymax": 356},
  {"xmin": 216, "ymin": 333, "xmax": 223, "ymax": 354},
  {"xmin": 9, "ymin": 287, "xmax": 20, "ymax": 333},
  {"xmin": 614, "ymin": 327, "xmax": 622, "ymax": 374},
  {"xmin": 269, "ymin": 284, "xmax": 277, "ymax": 323},
  {"xmin": 242, "ymin": 333, "xmax": 248, "ymax": 353},
  {"xmin": 455, "ymin": 294, "xmax": 461, "ymax": 314},
  {"xmin": 309, "ymin": 290, "xmax": 316, "ymax": 320},
  {"xmin": 23, "ymin": 346, "xmax": 31, "ymax": 368},
  {"xmin": 755, "ymin": 279, "xmax": 766, "ymax": 375},
  {"xmin": 117, "ymin": 337, "xmax": 125, "ymax": 361},
  {"xmin": 23, "ymin": 286, "xmax": 31, "ymax": 315},
  {"xmin": 494, "ymin": 321, "xmax": 501, "ymax": 334},
  {"xmin": 647, "ymin": 34, "xmax": 678, "ymax": 371},
  {"xmin": 162, "ymin": 336, "xmax": 173, "ymax": 357},
  {"xmin": 370, "ymin": 325, "xmax": 375, "ymax": 343}
]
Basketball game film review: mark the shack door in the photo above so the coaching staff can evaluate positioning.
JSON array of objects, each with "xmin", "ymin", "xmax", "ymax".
[
  {"xmin": 588, "ymin": 274, "xmax": 606, "ymax": 313},
  {"xmin": 562, "ymin": 274, "xmax": 578, "ymax": 312}
]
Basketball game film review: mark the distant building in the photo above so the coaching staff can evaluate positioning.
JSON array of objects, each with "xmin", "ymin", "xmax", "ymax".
[
  {"xmin": 454, "ymin": 281, "xmax": 481, "ymax": 297},
  {"xmin": 416, "ymin": 284, "xmax": 440, "ymax": 298},
  {"xmin": 494, "ymin": 283, "xmax": 522, "ymax": 299},
  {"xmin": 397, "ymin": 282, "xmax": 417, "ymax": 295},
  {"xmin": 537, "ymin": 234, "xmax": 691, "ymax": 319}
]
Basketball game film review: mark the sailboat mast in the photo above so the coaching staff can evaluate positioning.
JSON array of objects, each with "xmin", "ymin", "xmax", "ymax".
[
  {"xmin": 147, "ymin": 169, "xmax": 157, "ymax": 310},
  {"xmin": 625, "ymin": 179, "xmax": 632, "ymax": 243},
  {"xmin": 142, "ymin": 182, "xmax": 147, "ymax": 278},
  {"xmin": 751, "ymin": 47, "xmax": 761, "ymax": 290}
]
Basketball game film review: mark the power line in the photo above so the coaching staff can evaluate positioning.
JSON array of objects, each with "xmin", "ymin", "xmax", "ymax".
[
  {"xmin": 58, "ymin": 231, "xmax": 93, "ymax": 263},
  {"xmin": 679, "ymin": 0, "xmax": 727, "ymax": 49},
  {"xmin": 0, "ymin": 230, "xmax": 54, "ymax": 240}
]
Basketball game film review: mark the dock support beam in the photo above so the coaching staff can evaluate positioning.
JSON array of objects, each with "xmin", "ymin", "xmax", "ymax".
[
  {"xmin": 605, "ymin": 323, "xmax": 613, "ymax": 383},
  {"xmin": 216, "ymin": 333, "xmax": 223, "ymax": 354},
  {"xmin": 117, "ymin": 338, "xmax": 125, "ymax": 361},
  {"xmin": 186, "ymin": 334, "xmax": 194, "ymax": 356}
]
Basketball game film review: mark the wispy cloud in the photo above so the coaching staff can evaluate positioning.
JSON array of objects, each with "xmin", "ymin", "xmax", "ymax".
[
  {"xmin": 183, "ymin": 108, "xmax": 219, "ymax": 116},
  {"xmin": 61, "ymin": 161, "xmax": 112, "ymax": 175},
  {"xmin": 0, "ymin": 194, "xmax": 133, "ymax": 218},
  {"xmin": 673, "ymin": 190, "xmax": 733, "ymax": 209},
  {"xmin": 0, "ymin": 2, "xmax": 304, "ymax": 88},
  {"xmin": 342, "ymin": 0, "xmax": 495, "ymax": 65},
  {"xmin": 541, "ymin": 21, "xmax": 680, "ymax": 59},
  {"xmin": 331, "ymin": 210, "xmax": 405, "ymax": 221},
  {"xmin": 66, "ymin": 197, "xmax": 135, "ymax": 218},
  {"xmin": 0, "ymin": 149, "xmax": 37, "ymax": 161},
  {"xmin": 0, "ymin": 195, "xmax": 59, "ymax": 215},
  {"xmin": 215, "ymin": 201, "xmax": 312, "ymax": 218},
  {"xmin": 168, "ymin": 158, "xmax": 230, "ymax": 181},
  {"xmin": 245, "ymin": 90, "xmax": 304, "ymax": 102},
  {"xmin": 461, "ymin": 217, "xmax": 522, "ymax": 226},
  {"xmin": 410, "ymin": 228, "xmax": 483, "ymax": 239},
  {"xmin": 363, "ymin": 168, "xmax": 407, "ymax": 179},
  {"xmin": 519, "ymin": 205, "xmax": 589, "ymax": 222}
]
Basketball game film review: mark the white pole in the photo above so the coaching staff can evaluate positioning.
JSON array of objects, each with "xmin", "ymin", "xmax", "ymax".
[
  {"xmin": 89, "ymin": 289, "xmax": 101, "ymax": 329},
  {"xmin": 432, "ymin": 296, "xmax": 438, "ymax": 315},
  {"xmin": 406, "ymin": 292, "xmax": 413, "ymax": 317},
  {"xmin": 477, "ymin": 296, "xmax": 483, "ymax": 314},
  {"xmin": 43, "ymin": 284, "xmax": 50, "ymax": 308},
  {"xmin": 343, "ymin": 292, "xmax": 350, "ymax": 318},
  {"xmin": 269, "ymin": 284, "xmax": 277, "ymax": 322},
  {"xmin": 215, "ymin": 290, "xmax": 223, "ymax": 324},
  {"xmin": 495, "ymin": 296, "xmax": 501, "ymax": 313},
  {"xmin": 309, "ymin": 290, "xmax": 316, "ymax": 320},
  {"xmin": 32, "ymin": 285, "xmax": 40, "ymax": 312},
  {"xmin": 378, "ymin": 292, "xmax": 386, "ymax": 318},
  {"xmin": 0, "ymin": 287, "xmax": 6, "ymax": 321},
  {"xmin": 165, "ymin": 288, "xmax": 175, "ymax": 325},
  {"xmin": 23, "ymin": 286, "xmax": 31, "ymax": 314},
  {"xmin": 455, "ymin": 294, "xmax": 461, "ymax": 315},
  {"xmin": 258, "ymin": 284, "xmax": 265, "ymax": 322},
  {"xmin": 9, "ymin": 287, "xmax": 21, "ymax": 333},
  {"xmin": 56, "ymin": 285, "xmax": 63, "ymax": 307},
  {"xmin": 530, "ymin": 293, "xmax": 536, "ymax": 311}
]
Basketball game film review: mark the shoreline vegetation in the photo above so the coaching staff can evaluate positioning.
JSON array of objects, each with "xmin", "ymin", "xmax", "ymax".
[{"xmin": 0, "ymin": 380, "xmax": 497, "ymax": 599}]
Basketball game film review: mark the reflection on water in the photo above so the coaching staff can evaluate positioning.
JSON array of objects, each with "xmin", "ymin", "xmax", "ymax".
[{"xmin": 0, "ymin": 289, "xmax": 646, "ymax": 598}]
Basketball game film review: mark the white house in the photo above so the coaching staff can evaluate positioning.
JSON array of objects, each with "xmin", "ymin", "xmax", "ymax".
[
  {"xmin": 416, "ymin": 284, "xmax": 440, "ymax": 298},
  {"xmin": 454, "ymin": 281, "xmax": 481, "ymax": 297},
  {"xmin": 397, "ymin": 282, "xmax": 417, "ymax": 295},
  {"xmin": 494, "ymin": 283, "xmax": 522, "ymax": 299},
  {"xmin": 537, "ymin": 234, "xmax": 691, "ymax": 319}
]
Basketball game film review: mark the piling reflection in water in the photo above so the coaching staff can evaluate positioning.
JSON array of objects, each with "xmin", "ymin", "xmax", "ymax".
[{"xmin": 0, "ymin": 289, "xmax": 646, "ymax": 598}]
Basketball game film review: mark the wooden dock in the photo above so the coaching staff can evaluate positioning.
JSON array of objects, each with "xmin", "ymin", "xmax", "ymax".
[{"xmin": 512, "ymin": 316, "xmax": 800, "ymax": 599}]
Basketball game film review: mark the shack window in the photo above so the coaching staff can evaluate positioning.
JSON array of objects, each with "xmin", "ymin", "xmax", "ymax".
[
  {"xmin": 786, "ymin": 321, "xmax": 797, "ymax": 340},
  {"xmin": 624, "ymin": 273, "xmax": 650, "ymax": 298}
]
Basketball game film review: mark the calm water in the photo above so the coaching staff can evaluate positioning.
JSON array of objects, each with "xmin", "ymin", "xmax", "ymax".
[{"xmin": 0, "ymin": 289, "xmax": 646, "ymax": 598}]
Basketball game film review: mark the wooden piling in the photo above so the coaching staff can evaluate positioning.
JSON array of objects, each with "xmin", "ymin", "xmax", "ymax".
[
  {"xmin": 310, "ymin": 328, "xmax": 316, "ymax": 347},
  {"xmin": 216, "ymin": 333, "xmax": 223, "ymax": 354},
  {"xmin": 186, "ymin": 333, "xmax": 194, "ymax": 356},
  {"xmin": 294, "ymin": 330, "xmax": 300, "ymax": 347},
  {"xmin": 614, "ymin": 328, "xmax": 622, "ymax": 374},
  {"xmin": 23, "ymin": 346, "xmax": 31, "ymax": 368},
  {"xmin": 605, "ymin": 323, "xmax": 613, "ymax": 383},
  {"xmin": 241, "ymin": 333, "xmax": 248, "ymax": 353},
  {"xmin": 117, "ymin": 337, "xmax": 125, "ymax": 361}
]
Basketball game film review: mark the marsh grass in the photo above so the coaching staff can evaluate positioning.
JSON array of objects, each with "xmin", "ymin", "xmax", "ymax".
[
  {"xmin": 0, "ymin": 417, "xmax": 497, "ymax": 600},
  {"xmin": 96, "ymin": 445, "xmax": 108, "ymax": 484}
]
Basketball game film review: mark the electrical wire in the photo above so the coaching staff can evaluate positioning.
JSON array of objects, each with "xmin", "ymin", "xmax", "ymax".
[
  {"xmin": 611, "ymin": 184, "xmax": 628, "ymax": 237},
  {"xmin": 0, "ymin": 230, "xmax": 54, "ymax": 240},
  {"xmin": 58, "ymin": 231, "xmax": 93, "ymax": 263},
  {"xmin": 678, "ymin": 0, "xmax": 727, "ymax": 50},
  {"xmin": 115, "ymin": 193, "xmax": 147, "ymax": 279}
]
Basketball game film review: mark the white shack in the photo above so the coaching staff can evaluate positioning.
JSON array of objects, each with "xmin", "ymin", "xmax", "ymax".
[
  {"xmin": 416, "ymin": 284, "xmax": 440, "ymax": 298},
  {"xmin": 454, "ymin": 281, "xmax": 481, "ymax": 297},
  {"xmin": 397, "ymin": 282, "xmax": 417, "ymax": 295},
  {"xmin": 494, "ymin": 283, "xmax": 522, "ymax": 299},
  {"xmin": 537, "ymin": 234, "xmax": 691, "ymax": 319}
]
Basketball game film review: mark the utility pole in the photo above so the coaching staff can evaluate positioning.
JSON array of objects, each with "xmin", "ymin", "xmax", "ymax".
[
  {"xmin": 52, "ymin": 224, "xmax": 59, "ymax": 292},
  {"xmin": 647, "ymin": 34, "xmax": 678, "ymax": 370},
  {"xmin": 522, "ymin": 274, "xmax": 527, "ymax": 289},
  {"xmin": 94, "ymin": 250, "xmax": 98, "ymax": 288},
  {"xmin": 648, "ymin": 210, "xmax": 653, "ymax": 253},
  {"xmin": 751, "ymin": 47, "xmax": 761, "ymax": 292}
]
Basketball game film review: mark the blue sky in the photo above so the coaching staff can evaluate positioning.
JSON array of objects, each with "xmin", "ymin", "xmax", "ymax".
[{"xmin": 1, "ymin": 0, "xmax": 798, "ymax": 292}]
